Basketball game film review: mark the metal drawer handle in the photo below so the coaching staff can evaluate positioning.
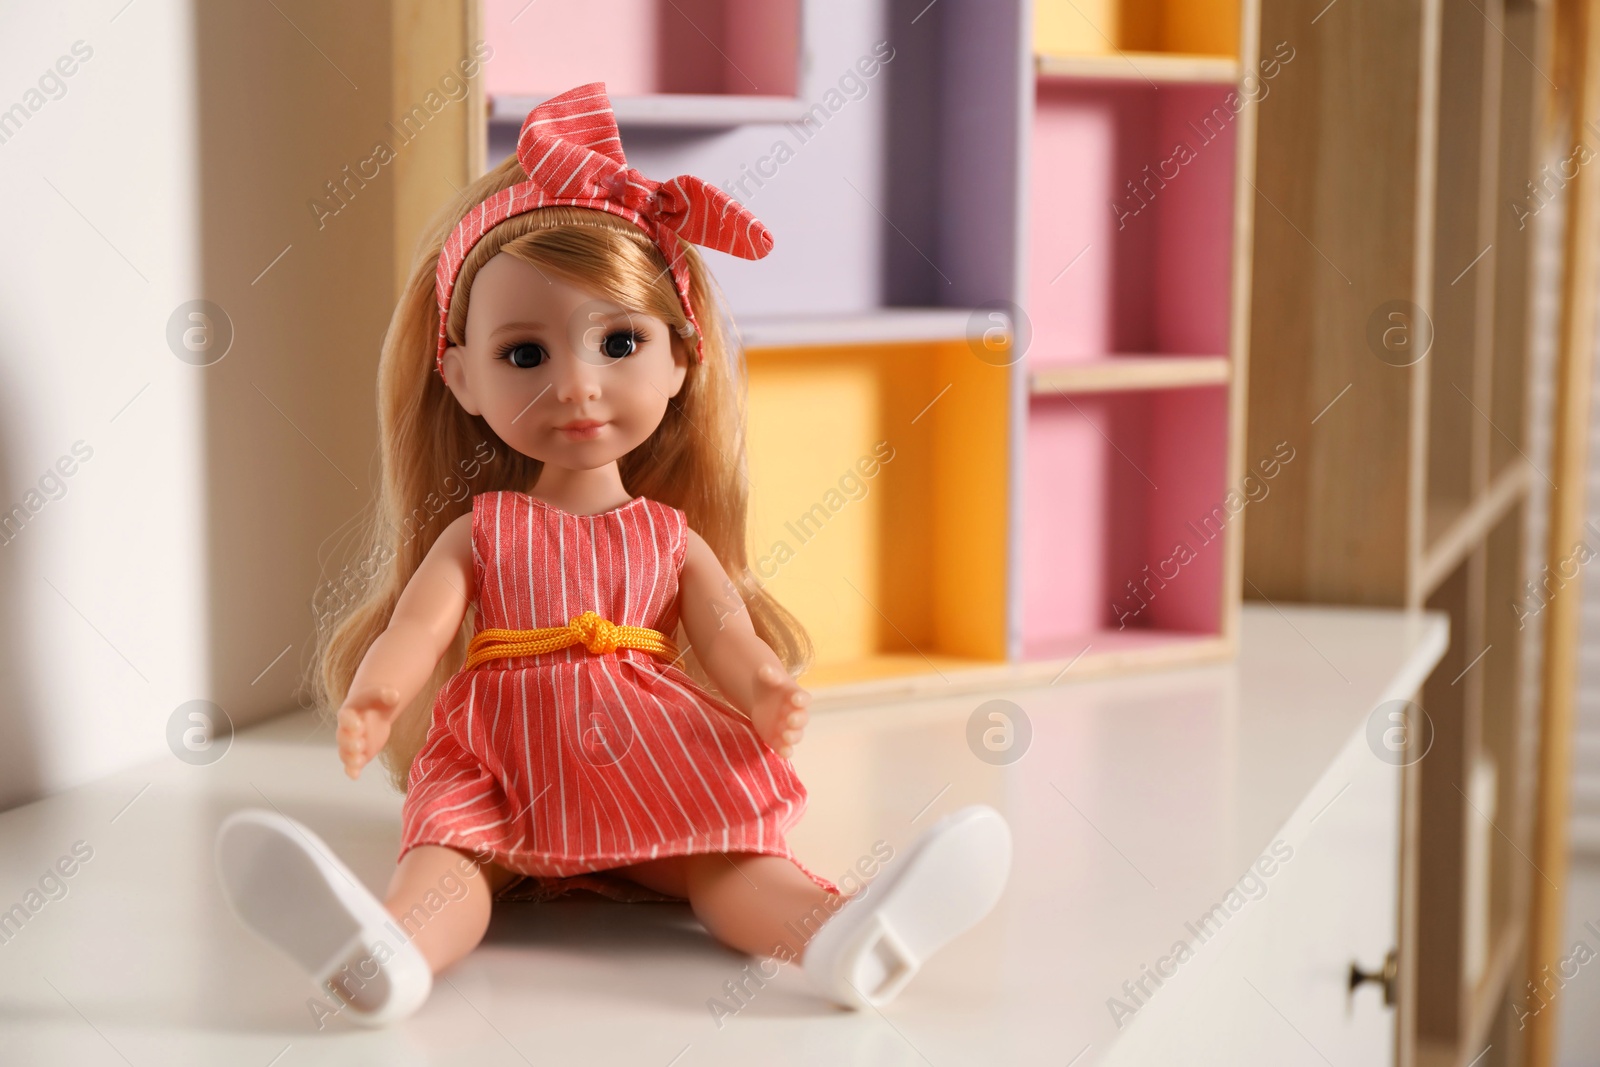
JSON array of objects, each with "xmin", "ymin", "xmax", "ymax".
[{"xmin": 1348, "ymin": 949, "xmax": 1398, "ymax": 1007}]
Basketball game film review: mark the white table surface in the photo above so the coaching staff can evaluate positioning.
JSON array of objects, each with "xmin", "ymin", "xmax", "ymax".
[{"xmin": 0, "ymin": 603, "xmax": 1447, "ymax": 1066}]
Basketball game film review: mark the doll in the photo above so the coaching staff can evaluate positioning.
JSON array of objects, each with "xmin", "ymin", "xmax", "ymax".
[{"xmin": 214, "ymin": 83, "xmax": 1012, "ymax": 1026}]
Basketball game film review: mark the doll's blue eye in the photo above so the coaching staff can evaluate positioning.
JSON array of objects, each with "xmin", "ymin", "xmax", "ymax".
[
  {"xmin": 601, "ymin": 330, "xmax": 637, "ymax": 359},
  {"xmin": 501, "ymin": 343, "xmax": 546, "ymax": 368}
]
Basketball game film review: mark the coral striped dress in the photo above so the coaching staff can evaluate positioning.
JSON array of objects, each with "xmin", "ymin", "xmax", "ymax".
[{"xmin": 398, "ymin": 490, "xmax": 839, "ymax": 904}]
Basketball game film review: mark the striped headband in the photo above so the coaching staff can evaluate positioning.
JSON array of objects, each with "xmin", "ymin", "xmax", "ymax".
[{"xmin": 434, "ymin": 81, "xmax": 775, "ymax": 375}]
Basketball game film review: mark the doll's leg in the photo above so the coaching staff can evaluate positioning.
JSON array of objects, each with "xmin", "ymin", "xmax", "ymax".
[
  {"xmin": 683, "ymin": 808, "xmax": 1012, "ymax": 1009},
  {"xmin": 380, "ymin": 845, "xmax": 516, "ymax": 974},
  {"xmin": 680, "ymin": 852, "xmax": 844, "ymax": 960}
]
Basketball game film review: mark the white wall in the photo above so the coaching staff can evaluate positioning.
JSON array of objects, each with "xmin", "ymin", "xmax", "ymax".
[
  {"xmin": 0, "ymin": 2, "xmax": 207, "ymax": 808},
  {"xmin": 0, "ymin": 0, "xmax": 401, "ymax": 810}
]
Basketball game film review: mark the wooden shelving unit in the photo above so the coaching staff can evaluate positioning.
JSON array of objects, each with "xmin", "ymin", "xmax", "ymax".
[
  {"xmin": 473, "ymin": 0, "xmax": 1021, "ymax": 701},
  {"xmin": 387, "ymin": 3, "xmax": 1598, "ymax": 1061},
  {"xmin": 1014, "ymin": 0, "xmax": 1260, "ymax": 677},
  {"xmin": 467, "ymin": 0, "xmax": 1260, "ymax": 700},
  {"xmin": 376, "ymin": 4, "xmax": 1600, "ymax": 1060},
  {"xmin": 1242, "ymin": 0, "xmax": 1553, "ymax": 1063}
]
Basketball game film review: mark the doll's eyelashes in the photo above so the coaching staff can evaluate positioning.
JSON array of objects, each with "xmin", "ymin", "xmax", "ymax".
[
  {"xmin": 495, "ymin": 331, "xmax": 642, "ymax": 366},
  {"xmin": 497, "ymin": 342, "xmax": 547, "ymax": 368},
  {"xmin": 600, "ymin": 329, "xmax": 642, "ymax": 359}
]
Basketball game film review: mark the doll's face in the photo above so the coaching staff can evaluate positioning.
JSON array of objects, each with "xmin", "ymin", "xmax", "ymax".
[{"xmin": 440, "ymin": 252, "xmax": 688, "ymax": 471}]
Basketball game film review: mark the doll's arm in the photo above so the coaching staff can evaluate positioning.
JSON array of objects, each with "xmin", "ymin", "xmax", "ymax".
[
  {"xmin": 336, "ymin": 511, "xmax": 475, "ymax": 779},
  {"xmin": 677, "ymin": 530, "xmax": 808, "ymax": 758}
]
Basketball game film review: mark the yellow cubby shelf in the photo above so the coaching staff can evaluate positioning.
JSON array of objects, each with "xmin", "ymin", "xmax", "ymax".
[
  {"xmin": 740, "ymin": 334, "xmax": 1011, "ymax": 696},
  {"xmin": 1034, "ymin": 0, "xmax": 1240, "ymax": 59}
]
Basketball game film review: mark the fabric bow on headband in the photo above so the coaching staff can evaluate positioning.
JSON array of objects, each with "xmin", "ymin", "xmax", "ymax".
[{"xmin": 434, "ymin": 82, "xmax": 774, "ymax": 375}]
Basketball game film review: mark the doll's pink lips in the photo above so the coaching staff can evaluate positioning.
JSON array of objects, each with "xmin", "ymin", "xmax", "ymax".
[{"xmin": 555, "ymin": 418, "xmax": 606, "ymax": 440}]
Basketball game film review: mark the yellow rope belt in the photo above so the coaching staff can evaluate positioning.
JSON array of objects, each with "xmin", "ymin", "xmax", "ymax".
[{"xmin": 464, "ymin": 610, "xmax": 679, "ymax": 670}]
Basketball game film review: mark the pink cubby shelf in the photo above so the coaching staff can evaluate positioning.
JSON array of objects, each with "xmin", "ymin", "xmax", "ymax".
[
  {"xmin": 1013, "ymin": 55, "xmax": 1252, "ymax": 672},
  {"xmin": 1026, "ymin": 77, "xmax": 1238, "ymax": 366},
  {"xmin": 1019, "ymin": 385, "xmax": 1230, "ymax": 660},
  {"xmin": 483, "ymin": 0, "xmax": 801, "ymax": 100}
]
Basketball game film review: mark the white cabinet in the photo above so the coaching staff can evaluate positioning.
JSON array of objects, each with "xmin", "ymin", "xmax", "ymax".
[{"xmin": 1103, "ymin": 719, "xmax": 1403, "ymax": 1064}]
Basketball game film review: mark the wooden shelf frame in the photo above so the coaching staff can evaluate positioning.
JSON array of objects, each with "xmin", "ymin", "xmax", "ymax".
[
  {"xmin": 488, "ymin": 92, "xmax": 810, "ymax": 129},
  {"xmin": 465, "ymin": 0, "xmax": 1264, "ymax": 696},
  {"xmin": 736, "ymin": 309, "xmax": 982, "ymax": 349},
  {"xmin": 807, "ymin": 633, "xmax": 1233, "ymax": 708},
  {"xmin": 1014, "ymin": 0, "xmax": 1261, "ymax": 674},
  {"xmin": 1035, "ymin": 51, "xmax": 1240, "ymax": 83},
  {"xmin": 1415, "ymin": 921, "xmax": 1528, "ymax": 1067},
  {"xmin": 1242, "ymin": 0, "xmax": 1556, "ymax": 1062},
  {"xmin": 1030, "ymin": 355, "xmax": 1231, "ymax": 394},
  {"xmin": 1526, "ymin": 1, "xmax": 1600, "ymax": 1063},
  {"xmin": 1418, "ymin": 458, "xmax": 1532, "ymax": 602}
]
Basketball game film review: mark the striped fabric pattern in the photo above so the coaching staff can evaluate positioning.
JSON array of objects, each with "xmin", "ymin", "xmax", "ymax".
[
  {"xmin": 433, "ymin": 82, "xmax": 775, "ymax": 376},
  {"xmin": 397, "ymin": 491, "xmax": 838, "ymax": 902}
]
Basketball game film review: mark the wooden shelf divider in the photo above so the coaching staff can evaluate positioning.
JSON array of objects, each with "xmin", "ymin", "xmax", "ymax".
[
  {"xmin": 1035, "ymin": 51, "xmax": 1239, "ymax": 83},
  {"xmin": 489, "ymin": 92, "xmax": 809, "ymax": 129},
  {"xmin": 1030, "ymin": 355, "xmax": 1230, "ymax": 394},
  {"xmin": 1465, "ymin": 920, "xmax": 1527, "ymax": 1065},
  {"xmin": 1417, "ymin": 458, "xmax": 1533, "ymax": 603}
]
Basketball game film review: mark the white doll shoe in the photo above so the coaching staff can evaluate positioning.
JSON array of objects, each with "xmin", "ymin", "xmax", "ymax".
[
  {"xmin": 214, "ymin": 808, "xmax": 432, "ymax": 1026},
  {"xmin": 802, "ymin": 803, "xmax": 1012, "ymax": 1009}
]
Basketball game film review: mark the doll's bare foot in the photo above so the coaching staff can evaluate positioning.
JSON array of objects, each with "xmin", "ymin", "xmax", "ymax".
[
  {"xmin": 215, "ymin": 809, "xmax": 432, "ymax": 1026},
  {"xmin": 802, "ymin": 805, "xmax": 1012, "ymax": 1008}
]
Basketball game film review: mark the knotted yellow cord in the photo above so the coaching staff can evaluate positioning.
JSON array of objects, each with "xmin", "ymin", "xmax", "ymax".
[{"xmin": 464, "ymin": 610, "xmax": 679, "ymax": 670}]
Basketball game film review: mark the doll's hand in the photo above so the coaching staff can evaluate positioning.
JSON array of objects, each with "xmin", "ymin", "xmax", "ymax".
[
  {"xmin": 749, "ymin": 663, "xmax": 809, "ymax": 759},
  {"xmin": 336, "ymin": 685, "xmax": 401, "ymax": 779}
]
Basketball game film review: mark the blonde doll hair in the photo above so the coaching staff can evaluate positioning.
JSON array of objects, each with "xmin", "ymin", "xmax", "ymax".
[{"xmin": 310, "ymin": 151, "xmax": 812, "ymax": 793}]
